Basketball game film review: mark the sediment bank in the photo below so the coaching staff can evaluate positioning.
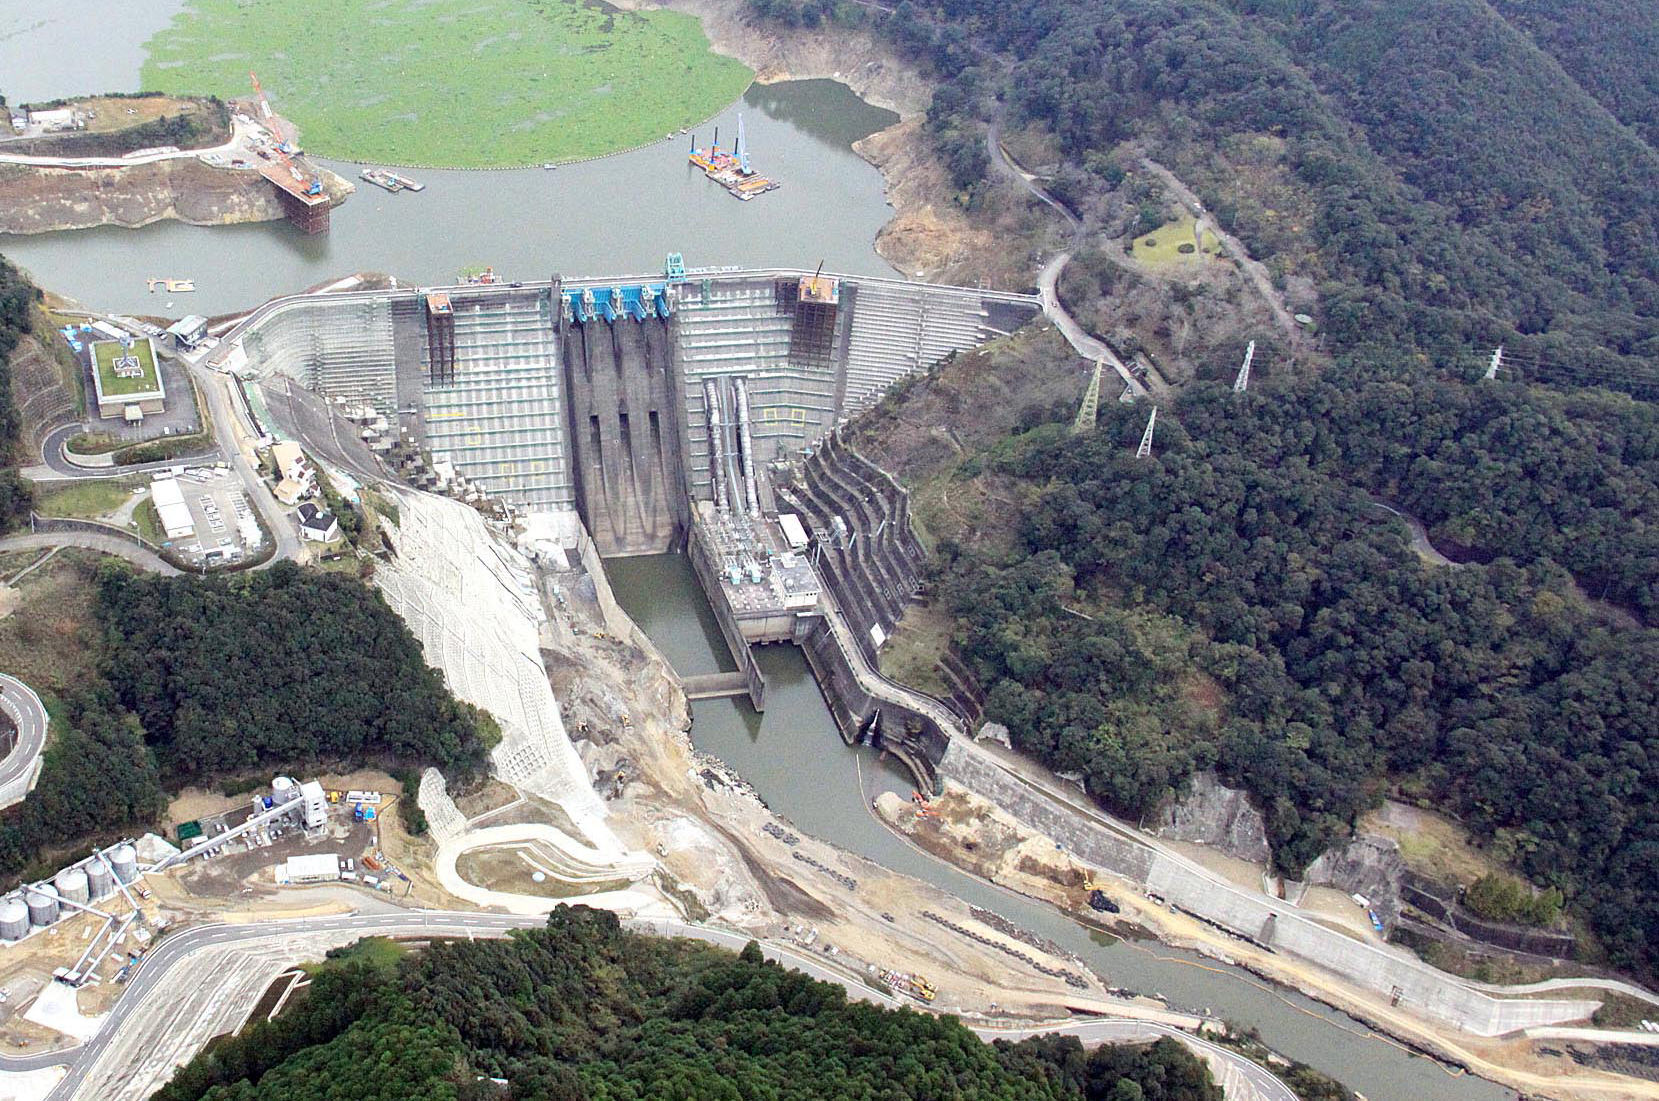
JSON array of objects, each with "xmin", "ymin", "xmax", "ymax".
[{"xmin": 0, "ymin": 160, "xmax": 351, "ymax": 236}]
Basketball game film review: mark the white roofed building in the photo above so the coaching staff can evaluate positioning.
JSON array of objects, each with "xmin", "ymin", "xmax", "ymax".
[{"xmin": 150, "ymin": 477, "xmax": 195, "ymax": 541}]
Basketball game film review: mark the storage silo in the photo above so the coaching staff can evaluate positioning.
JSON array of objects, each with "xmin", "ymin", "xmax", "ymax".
[
  {"xmin": 110, "ymin": 844, "xmax": 139, "ymax": 885},
  {"xmin": 54, "ymin": 867, "xmax": 89, "ymax": 905},
  {"xmin": 0, "ymin": 898, "xmax": 29, "ymax": 941},
  {"xmin": 26, "ymin": 889, "xmax": 58, "ymax": 927},
  {"xmin": 86, "ymin": 861, "xmax": 114, "ymax": 900},
  {"xmin": 272, "ymin": 776, "xmax": 299, "ymax": 805}
]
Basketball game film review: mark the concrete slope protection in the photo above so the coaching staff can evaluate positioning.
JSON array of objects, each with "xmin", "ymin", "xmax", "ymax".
[
  {"xmin": 0, "ymin": 911, "xmax": 1295, "ymax": 1101},
  {"xmin": 0, "ymin": 674, "xmax": 48, "ymax": 810}
]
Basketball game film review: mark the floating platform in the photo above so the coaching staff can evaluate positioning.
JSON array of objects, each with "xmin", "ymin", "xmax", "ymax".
[
  {"xmin": 360, "ymin": 168, "xmax": 421, "ymax": 193},
  {"xmin": 687, "ymin": 118, "xmax": 779, "ymax": 201}
]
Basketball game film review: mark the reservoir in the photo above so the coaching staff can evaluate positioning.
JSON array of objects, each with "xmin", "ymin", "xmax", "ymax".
[
  {"xmin": 604, "ymin": 553, "xmax": 1517, "ymax": 1101},
  {"xmin": 0, "ymin": 80, "xmax": 901, "ymax": 317}
]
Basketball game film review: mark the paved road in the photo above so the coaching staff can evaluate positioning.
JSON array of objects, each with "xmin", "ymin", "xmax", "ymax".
[
  {"xmin": 0, "ymin": 117, "xmax": 259, "ymax": 170},
  {"xmin": 187, "ymin": 364, "xmax": 301, "ymax": 565},
  {"xmin": 0, "ymin": 910, "xmax": 1292, "ymax": 1101},
  {"xmin": 0, "ymin": 533, "xmax": 179, "ymax": 576},
  {"xmin": 29, "ymin": 421, "xmax": 219, "ymax": 481},
  {"xmin": 984, "ymin": 120, "xmax": 1152, "ymax": 400},
  {"xmin": 0, "ymin": 674, "xmax": 47, "ymax": 810}
]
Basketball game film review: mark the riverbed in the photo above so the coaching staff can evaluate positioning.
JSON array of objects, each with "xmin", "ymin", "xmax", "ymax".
[{"xmin": 603, "ymin": 554, "xmax": 1516, "ymax": 1101}]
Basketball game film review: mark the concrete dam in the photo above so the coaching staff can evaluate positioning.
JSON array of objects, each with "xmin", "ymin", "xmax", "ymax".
[{"xmin": 217, "ymin": 263, "xmax": 1038, "ymax": 555}]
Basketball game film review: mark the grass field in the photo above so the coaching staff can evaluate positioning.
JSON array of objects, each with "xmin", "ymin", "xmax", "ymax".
[
  {"xmin": 140, "ymin": 0, "xmax": 754, "ymax": 168},
  {"xmin": 31, "ymin": 478, "xmax": 140, "ymax": 520},
  {"xmin": 1130, "ymin": 214, "xmax": 1221, "ymax": 264},
  {"xmin": 91, "ymin": 339, "xmax": 161, "ymax": 398}
]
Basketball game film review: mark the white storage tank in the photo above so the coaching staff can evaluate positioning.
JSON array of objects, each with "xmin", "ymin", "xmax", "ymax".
[
  {"xmin": 54, "ymin": 867, "xmax": 89, "ymax": 905},
  {"xmin": 272, "ymin": 776, "xmax": 299, "ymax": 805},
  {"xmin": 25, "ymin": 889, "xmax": 58, "ymax": 927},
  {"xmin": 0, "ymin": 898, "xmax": 28, "ymax": 941},
  {"xmin": 86, "ymin": 861, "xmax": 114, "ymax": 900},
  {"xmin": 110, "ymin": 844, "xmax": 139, "ymax": 884}
]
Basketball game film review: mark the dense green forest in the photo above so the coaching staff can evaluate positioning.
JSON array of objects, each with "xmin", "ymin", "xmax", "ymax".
[
  {"xmin": 932, "ymin": 387, "xmax": 1659, "ymax": 977},
  {"xmin": 157, "ymin": 907, "xmax": 1222, "ymax": 1101},
  {"xmin": 97, "ymin": 563, "xmax": 490, "ymax": 780},
  {"xmin": 0, "ymin": 562, "xmax": 489, "ymax": 886},
  {"xmin": 0, "ymin": 254, "xmax": 37, "ymax": 527}
]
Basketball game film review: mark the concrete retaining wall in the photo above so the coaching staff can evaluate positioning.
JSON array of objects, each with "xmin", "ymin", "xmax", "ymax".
[{"xmin": 938, "ymin": 741, "xmax": 1599, "ymax": 1036}]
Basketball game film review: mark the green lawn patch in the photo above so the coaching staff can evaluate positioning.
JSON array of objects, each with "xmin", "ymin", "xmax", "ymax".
[
  {"xmin": 1130, "ymin": 213, "xmax": 1221, "ymax": 264},
  {"xmin": 32, "ymin": 478, "xmax": 140, "ymax": 520},
  {"xmin": 140, "ymin": 0, "xmax": 755, "ymax": 168},
  {"xmin": 91, "ymin": 339, "xmax": 161, "ymax": 398}
]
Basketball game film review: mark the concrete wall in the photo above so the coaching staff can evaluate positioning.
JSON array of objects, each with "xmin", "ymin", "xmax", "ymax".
[{"xmin": 938, "ymin": 742, "xmax": 1599, "ymax": 1036}]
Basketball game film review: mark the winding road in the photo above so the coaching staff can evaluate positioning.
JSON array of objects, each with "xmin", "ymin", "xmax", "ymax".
[
  {"xmin": 0, "ymin": 674, "xmax": 47, "ymax": 810},
  {"xmin": 984, "ymin": 120, "xmax": 1152, "ymax": 400},
  {"xmin": 0, "ymin": 910, "xmax": 1293, "ymax": 1101}
]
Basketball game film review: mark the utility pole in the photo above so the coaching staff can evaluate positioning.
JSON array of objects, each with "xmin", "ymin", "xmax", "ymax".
[
  {"xmin": 1233, "ymin": 340, "xmax": 1255, "ymax": 393},
  {"xmin": 1136, "ymin": 407, "xmax": 1158, "ymax": 459},
  {"xmin": 1073, "ymin": 359, "xmax": 1104, "ymax": 434},
  {"xmin": 1484, "ymin": 346, "xmax": 1503, "ymax": 381}
]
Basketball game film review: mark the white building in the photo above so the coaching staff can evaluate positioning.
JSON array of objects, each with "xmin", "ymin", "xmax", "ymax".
[
  {"xmin": 150, "ymin": 477, "xmax": 195, "ymax": 540},
  {"xmin": 298, "ymin": 780, "xmax": 328, "ymax": 829},
  {"xmin": 283, "ymin": 853, "xmax": 339, "ymax": 884}
]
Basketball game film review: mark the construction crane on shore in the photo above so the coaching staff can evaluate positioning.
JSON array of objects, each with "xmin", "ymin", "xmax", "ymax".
[{"xmin": 248, "ymin": 71, "xmax": 273, "ymax": 120}]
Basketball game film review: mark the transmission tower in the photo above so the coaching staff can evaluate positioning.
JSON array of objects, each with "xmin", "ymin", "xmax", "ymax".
[
  {"xmin": 1233, "ymin": 340, "xmax": 1255, "ymax": 393},
  {"xmin": 1484, "ymin": 346, "xmax": 1503, "ymax": 381},
  {"xmin": 1073, "ymin": 359, "xmax": 1104, "ymax": 434},
  {"xmin": 1135, "ymin": 406, "xmax": 1158, "ymax": 459}
]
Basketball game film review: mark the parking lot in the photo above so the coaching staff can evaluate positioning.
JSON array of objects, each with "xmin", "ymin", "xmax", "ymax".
[{"xmin": 159, "ymin": 466, "xmax": 264, "ymax": 569}]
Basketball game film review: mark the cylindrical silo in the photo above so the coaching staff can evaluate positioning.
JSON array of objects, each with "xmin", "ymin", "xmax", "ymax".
[
  {"xmin": 26, "ymin": 889, "xmax": 58, "ymax": 927},
  {"xmin": 54, "ymin": 867, "xmax": 89, "ymax": 905},
  {"xmin": 272, "ymin": 776, "xmax": 298, "ymax": 804},
  {"xmin": 86, "ymin": 861, "xmax": 114, "ymax": 900},
  {"xmin": 0, "ymin": 898, "xmax": 29, "ymax": 940},
  {"xmin": 110, "ymin": 844, "xmax": 139, "ymax": 884}
]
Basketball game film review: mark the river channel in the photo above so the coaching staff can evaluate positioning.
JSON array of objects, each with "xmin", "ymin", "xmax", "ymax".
[{"xmin": 605, "ymin": 554, "xmax": 1516, "ymax": 1101}]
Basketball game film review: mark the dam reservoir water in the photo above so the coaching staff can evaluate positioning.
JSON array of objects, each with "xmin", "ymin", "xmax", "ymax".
[
  {"xmin": 604, "ymin": 554, "xmax": 1516, "ymax": 1101},
  {"xmin": 0, "ymin": 79, "xmax": 902, "ymax": 317}
]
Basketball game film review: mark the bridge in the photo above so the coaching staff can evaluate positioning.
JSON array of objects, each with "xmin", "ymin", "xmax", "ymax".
[{"xmin": 681, "ymin": 671, "xmax": 751, "ymax": 701}]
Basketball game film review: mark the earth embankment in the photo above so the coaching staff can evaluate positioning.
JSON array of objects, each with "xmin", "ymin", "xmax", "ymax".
[{"xmin": 0, "ymin": 160, "xmax": 349, "ymax": 235}]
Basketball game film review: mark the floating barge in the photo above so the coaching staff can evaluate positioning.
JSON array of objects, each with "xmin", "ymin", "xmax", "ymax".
[
  {"xmin": 360, "ymin": 168, "xmax": 424, "ymax": 193},
  {"xmin": 688, "ymin": 116, "xmax": 779, "ymax": 201}
]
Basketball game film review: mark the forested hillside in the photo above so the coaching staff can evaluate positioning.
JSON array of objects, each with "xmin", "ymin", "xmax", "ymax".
[
  {"xmin": 1488, "ymin": 0, "xmax": 1659, "ymax": 150},
  {"xmin": 907, "ymin": 380, "xmax": 1659, "ymax": 978},
  {"xmin": 0, "ymin": 255, "xmax": 38, "ymax": 523},
  {"xmin": 97, "ymin": 563, "xmax": 490, "ymax": 780},
  {"xmin": 763, "ymin": 0, "xmax": 1659, "ymax": 392},
  {"xmin": 156, "ymin": 907, "xmax": 1222, "ymax": 1101},
  {"xmin": 0, "ymin": 561, "xmax": 490, "ymax": 887}
]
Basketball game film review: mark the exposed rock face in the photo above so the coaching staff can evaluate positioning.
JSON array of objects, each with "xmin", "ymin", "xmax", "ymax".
[
  {"xmin": 1304, "ymin": 835, "xmax": 1406, "ymax": 923},
  {"xmin": 0, "ymin": 160, "xmax": 351, "ymax": 235},
  {"xmin": 1153, "ymin": 771, "xmax": 1271, "ymax": 864}
]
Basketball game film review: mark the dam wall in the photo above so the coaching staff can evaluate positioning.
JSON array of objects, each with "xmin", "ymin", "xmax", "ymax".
[{"xmin": 216, "ymin": 267, "xmax": 1038, "ymax": 532}]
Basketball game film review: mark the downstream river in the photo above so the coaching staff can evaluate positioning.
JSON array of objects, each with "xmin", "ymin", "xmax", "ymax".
[
  {"xmin": 605, "ymin": 554, "xmax": 1516, "ymax": 1101},
  {"xmin": 6, "ymin": 4, "xmax": 1514, "ymax": 1099}
]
